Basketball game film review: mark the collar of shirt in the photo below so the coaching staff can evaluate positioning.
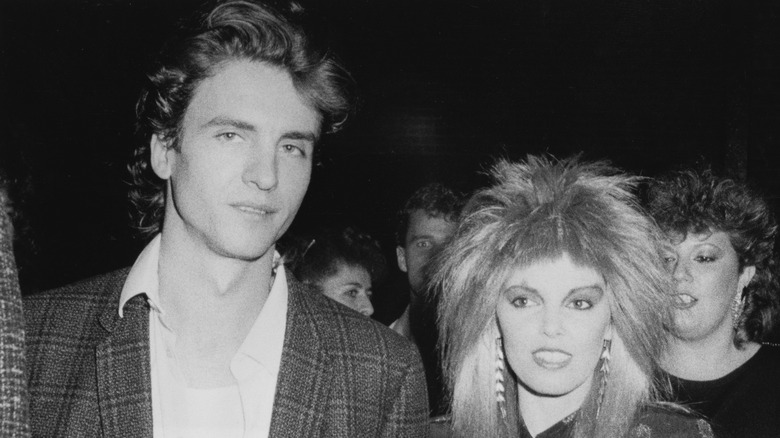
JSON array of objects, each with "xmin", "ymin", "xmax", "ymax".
[
  {"xmin": 118, "ymin": 234, "xmax": 288, "ymax": 378},
  {"xmin": 119, "ymin": 234, "xmax": 163, "ymax": 318}
]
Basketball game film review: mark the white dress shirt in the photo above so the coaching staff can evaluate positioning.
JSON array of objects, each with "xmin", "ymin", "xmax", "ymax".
[{"xmin": 118, "ymin": 235, "xmax": 288, "ymax": 438}]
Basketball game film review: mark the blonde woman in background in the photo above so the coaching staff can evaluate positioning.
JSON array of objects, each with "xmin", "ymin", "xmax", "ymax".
[{"xmin": 432, "ymin": 156, "xmax": 716, "ymax": 438}]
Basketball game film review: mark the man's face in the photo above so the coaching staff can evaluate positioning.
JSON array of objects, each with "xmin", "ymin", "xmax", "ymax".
[
  {"xmin": 151, "ymin": 60, "xmax": 320, "ymax": 262},
  {"xmin": 396, "ymin": 209, "xmax": 457, "ymax": 294}
]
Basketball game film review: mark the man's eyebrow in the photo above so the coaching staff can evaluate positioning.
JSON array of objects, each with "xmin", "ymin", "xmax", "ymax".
[
  {"xmin": 202, "ymin": 116, "xmax": 256, "ymax": 132},
  {"xmin": 281, "ymin": 131, "xmax": 319, "ymax": 143},
  {"xmin": 202, "ymin": 117, "xmax": 319, "ymax": 142}
]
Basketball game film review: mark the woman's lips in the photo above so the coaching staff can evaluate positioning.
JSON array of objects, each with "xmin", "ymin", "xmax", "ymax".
[
  {"xmin": 532, "ymin": 349, "xmax": 572, "ymax": 370},
  {"xmin": 673, "ymin": 293, "xmax": 698, "ymax": 309}
]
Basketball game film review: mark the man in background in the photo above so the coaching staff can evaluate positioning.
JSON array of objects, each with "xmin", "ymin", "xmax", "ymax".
[{"xmin": 393, "ymin": 182, "xmax": 463, "ymax": 416}]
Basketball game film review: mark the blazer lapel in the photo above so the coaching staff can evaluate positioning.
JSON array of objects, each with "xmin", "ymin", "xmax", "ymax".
[
  {"xmin": 95, "ymin": 290, "xmax": 154, "ymax": 438},
  {"xmin": 269, "ymin": 278, "xmax": 333, "ymax": 438}
]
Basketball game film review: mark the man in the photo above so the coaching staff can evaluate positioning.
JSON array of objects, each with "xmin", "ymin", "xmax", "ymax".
[
  {"xmin": 392, "ymin": 183, "xmax": 462, "ymax": 416},
  {"xmin": 24, "ymin": 2, "xmax": 428, "ymax": 437}
]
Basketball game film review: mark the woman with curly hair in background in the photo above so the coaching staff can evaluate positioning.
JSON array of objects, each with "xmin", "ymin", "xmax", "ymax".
[
  {"xmin": 282, "ymin": 226, "xmax": 386, "ymax": 317},
  {"xmin": 648, "ymin": 170, "xmax": 780, "ymax": 437}
]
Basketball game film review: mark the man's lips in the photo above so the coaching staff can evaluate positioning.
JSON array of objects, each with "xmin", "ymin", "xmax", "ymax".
[
  {"xmin": 231, "ymin": 203, "xmax": 278, "ymax": 216},
  {"xmin": 673, "ymin": 293, "xmax": 697, "ymax": 309},
  {"xmin": 532, "ymin": 349, "xmax": 572, "ymax": 370}
]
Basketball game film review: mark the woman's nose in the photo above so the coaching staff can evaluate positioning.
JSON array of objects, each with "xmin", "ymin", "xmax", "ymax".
[
  {"xmin": 541, "ymin": 308, "xmax": 564, "ymax": 337},
  {"xmin": 672, "ymin": 258, "xmax": 691, "ymax": 282},
  {"xmin": 357, "ymin": 294, "xmax": 374, "ymax": 317}
]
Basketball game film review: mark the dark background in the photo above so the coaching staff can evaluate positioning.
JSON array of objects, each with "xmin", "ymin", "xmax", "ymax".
[{"xmin": 1, "ymin": 1, "xmax": 779, "ymax": 320}]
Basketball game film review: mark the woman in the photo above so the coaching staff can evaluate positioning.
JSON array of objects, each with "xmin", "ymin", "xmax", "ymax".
[
  {"xmin": 432, "ymin": 156, "xmax": 713, "ymax": 438},
  {"xmin": 283, "ymin": 226, "xmax": 386, "ymax": 317},
  {"xmin": 648, "ymin": 170, "xmax": 780, "ymax": 437}
]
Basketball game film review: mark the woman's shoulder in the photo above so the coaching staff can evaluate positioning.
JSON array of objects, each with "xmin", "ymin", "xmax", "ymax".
[{"xmin": 631, "ymin": 404, "xmax": 720, "ymax": 438}]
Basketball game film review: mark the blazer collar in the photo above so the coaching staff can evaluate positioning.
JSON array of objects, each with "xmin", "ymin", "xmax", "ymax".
[
  {"xmin": 96, "ymin": 269, "xmax": 154, "ymax": 437},
  {"xmin": 269, "ymin": 276, "xmax": 334, "ymax": 437}
]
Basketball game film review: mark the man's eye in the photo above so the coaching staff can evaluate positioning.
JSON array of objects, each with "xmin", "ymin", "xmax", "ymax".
[
  {"xmin": 415, "ymin": 241, "xmax": 431, "ymax": 248},
  {"xmin": 344, "ymin": 289, "xmax": 359, "ymax": 298},
  {"xmin": 694, "ymin": 255, "xmax": 716, "ymax": 263},
  {"xmin": 282, "ymin": 144, "xmax": 306, "ymax": 157},
  {"xmin": 217, "ymin": 132, "xmax": 239, "ymax": 141}
]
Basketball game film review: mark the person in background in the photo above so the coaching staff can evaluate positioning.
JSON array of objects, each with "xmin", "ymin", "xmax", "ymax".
[
  {"xmin": 432, "ymin": 155, "xmax": 714, "ymax": 438},
  {"xmin": 648, "ymin": 169, "xmax": 780, "ymax": 437},
  {"xmin": 394, "ymin": 182, "xmax": 464, "ymax": 416},
  {"xmin": 0, "ymin": 173, "xmax": 30, "ymax": 437},
  {"xmin": 23, "ymin": 1, "xmax": 428, "ymax": 436},
  {"xmin": 283, "ymin": 226, "xmax": 386, "ymax": 317}
]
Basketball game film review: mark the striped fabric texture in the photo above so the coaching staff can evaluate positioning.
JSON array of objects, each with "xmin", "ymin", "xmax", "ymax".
[{"xmin": 0, "ymin": 206, "xmax": 30, "ymax": 436}]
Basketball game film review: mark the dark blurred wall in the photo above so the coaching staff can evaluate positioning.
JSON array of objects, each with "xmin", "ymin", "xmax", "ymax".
[{"xmin": 1, "ymin": 0, "xmax": 778, "ymax": 294}]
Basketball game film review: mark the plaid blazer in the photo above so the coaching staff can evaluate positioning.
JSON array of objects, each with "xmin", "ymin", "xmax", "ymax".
[{"xmin": 24, "ymin": 268, "xmax": 429, "ymax": 437}]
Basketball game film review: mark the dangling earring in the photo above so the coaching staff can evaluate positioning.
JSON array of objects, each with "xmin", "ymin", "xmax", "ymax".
[
  {"xmin": 731, "ymin": 290, "xmax": 744, "ymax": 330},
  {"xmin": 496, "ymin": 337, "xmax": 507, "ymax": 420},
  {"xmin": 596, "ymin": 338, "xmax": 611, "ymax": 418}
]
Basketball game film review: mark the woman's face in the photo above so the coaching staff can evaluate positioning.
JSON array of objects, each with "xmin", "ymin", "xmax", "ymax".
[
  {"xmin": 665, "ymin": 230, "xmax": 755, "ymax": 342},
  {"xmin": 496, "ymin": 253, "xmax": 611, "ymax": 398},
  {"xmin": 319, "ymin": 263, "xmax": 374, "ymax": 317}
]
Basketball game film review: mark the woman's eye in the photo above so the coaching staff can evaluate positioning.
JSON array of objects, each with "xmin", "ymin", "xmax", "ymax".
[
  {"xmin": 345, "ymin": 289, "xmax": 359, "ymax": 298},
  {"xmin": 694, "ymin": 255, "xmax": 716, "ymax": 263},
  {"xmin": 511, "ymin": 297, "xmax": 530, "ymax": 308},
  {"xmin": 569, "ymin": 299, "xmax": 593, "ymax": 310}
]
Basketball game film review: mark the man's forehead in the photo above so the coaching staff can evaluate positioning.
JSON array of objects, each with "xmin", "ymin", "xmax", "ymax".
[
  {"xmin": 407, "ymin": 209, "xmax": 456, "ymax": 237},
  {"xmin": 184, "ymin": 59, "xmax": 322, "ymax": 134}
]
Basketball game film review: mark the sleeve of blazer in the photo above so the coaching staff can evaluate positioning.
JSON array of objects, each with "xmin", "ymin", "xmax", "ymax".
[
  {"xmin": 381, "ymin": 344, "xmax": 429, "ymax": 438},
  {"xmin": 0, "ymin": 202, "xmax": 30, "ymax": 437}
]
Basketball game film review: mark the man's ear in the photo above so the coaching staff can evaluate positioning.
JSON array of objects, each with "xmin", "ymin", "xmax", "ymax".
[
  {"xmin": 396, "ymin": 246, "xmax": 408, "ymax": 273},
  {"xmin": 150, "ymin": 134, "xmax": 175, "ymax": 180}
]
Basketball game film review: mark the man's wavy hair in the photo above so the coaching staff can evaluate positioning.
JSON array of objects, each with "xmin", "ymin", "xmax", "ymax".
[
  {"xmin": 395, "ymin": 183, "xmax": 464, "ymax": 246},
  {"xmin": 648, "ymin": 170, "xmax": 780, "ymax": 346},
  {"xmin": 432, "ymin": 155, "xmax": 675, "ymax": 438},
  {"xmin": 282, "ymin": 226, "xmax": 387, "ymax": 291},
  {"xmin": 129, "ymin": 0, "xmax": 354, "ymax": 238}
]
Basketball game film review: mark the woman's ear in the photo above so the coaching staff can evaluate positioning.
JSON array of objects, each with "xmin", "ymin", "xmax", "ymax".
[{"xmin": 150, "ymin": 134, "xmax": 175, "ymax": 180}]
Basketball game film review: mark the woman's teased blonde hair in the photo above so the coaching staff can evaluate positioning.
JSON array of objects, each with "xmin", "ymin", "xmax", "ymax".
[{"xmin": 433, "ymin": 155, "xmax": 674, "ymax": 438}]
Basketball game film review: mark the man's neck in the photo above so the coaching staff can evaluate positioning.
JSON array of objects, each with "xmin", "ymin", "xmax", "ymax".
[
  {"xmin": 155, "ymin": 229, "xmax": 276, "ymax": 387},
  {"xmin": 157, "ymin": 228, "xmax": 275, "ymax": 313}
]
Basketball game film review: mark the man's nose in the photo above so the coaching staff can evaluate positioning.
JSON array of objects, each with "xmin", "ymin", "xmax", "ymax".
[{"xmin": 243, "ymin": 145, "xmax": 278, "ymax": 190}]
